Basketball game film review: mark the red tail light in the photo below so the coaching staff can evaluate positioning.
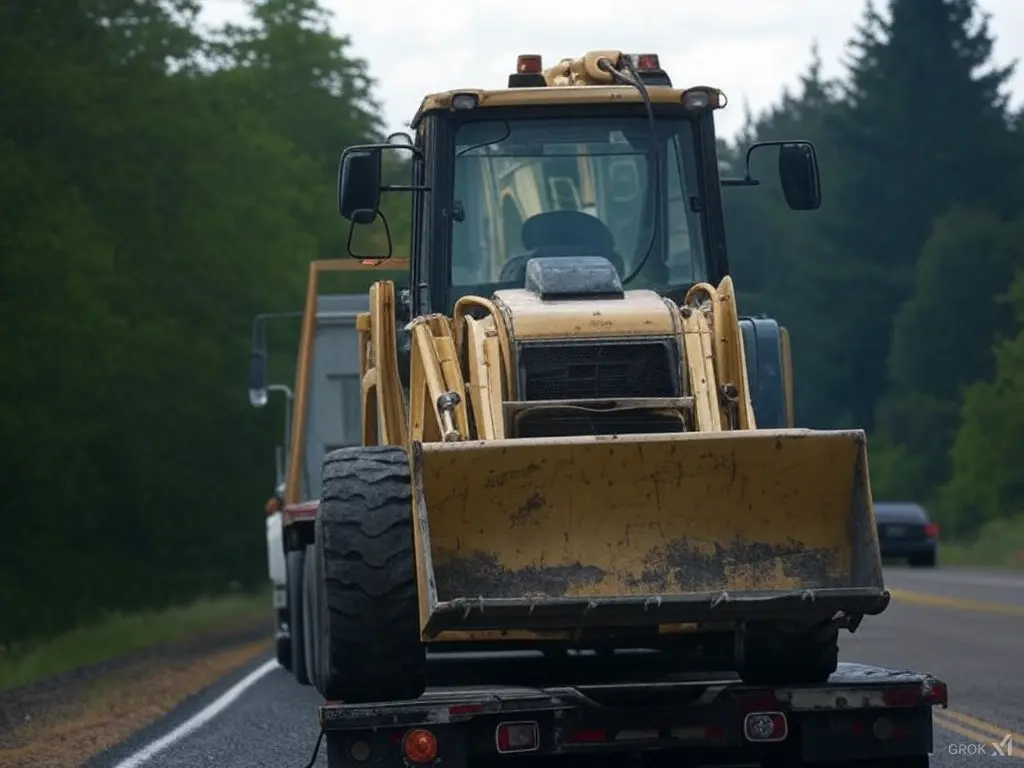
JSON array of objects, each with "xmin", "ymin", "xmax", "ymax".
[
  {"xmin": 496, "ymin": 722, "xmax": 540, "ymax": 753},
  {"xmin": 567, "ymin": 728, "xmax": 607, "ymax": 743},
  {"xmin": 924, "ymin": 523, "xmax": 940, "ymax": 539}
]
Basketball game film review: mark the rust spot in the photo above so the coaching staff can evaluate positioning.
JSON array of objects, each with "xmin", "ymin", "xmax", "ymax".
[
  {"xmin": 509, "ymin": 492, "xmax": 544, "ymax": 528},
  {"xmin": 434, "ymin": 551, "xmax": 606, "ymax": 600}
]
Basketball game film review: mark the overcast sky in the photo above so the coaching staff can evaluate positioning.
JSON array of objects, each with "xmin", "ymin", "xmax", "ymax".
[{"xmin": 199, "ymin": 0, "xmax": 1023, "ymax": 140}]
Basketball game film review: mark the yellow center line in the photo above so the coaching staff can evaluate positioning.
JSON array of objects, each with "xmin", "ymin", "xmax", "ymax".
[
  {"xmin": 939, "ymin": 709, "xmax": 1024, "ymax": 743},
  {"xmin": 932, "ymin": 711, "xmax": 1023, "ymax": 759},
  {"xmin": 888, "ymin": 588, "xmax": 1024, "ymax": 618}
]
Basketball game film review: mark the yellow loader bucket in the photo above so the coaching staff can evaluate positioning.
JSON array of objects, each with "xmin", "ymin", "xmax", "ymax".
[{"xmin": 412, "ymin": 429, "xmax": 888, "ymax": 636}]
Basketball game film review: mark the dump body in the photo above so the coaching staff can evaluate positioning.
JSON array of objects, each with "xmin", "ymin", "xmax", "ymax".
[{"xmin": 317, "ymin": 659, "xmax": 946, "ymax": 768}]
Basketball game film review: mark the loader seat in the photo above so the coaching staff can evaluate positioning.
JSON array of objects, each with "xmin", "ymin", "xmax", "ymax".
[{"xmin": 499, "ymin": 211, "xmax": 625, "ymax": 283}]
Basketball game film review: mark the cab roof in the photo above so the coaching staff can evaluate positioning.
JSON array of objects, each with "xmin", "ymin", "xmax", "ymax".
[{"xmin": 410, "ymin": 50, "xmax": 726, "ymax": 128}]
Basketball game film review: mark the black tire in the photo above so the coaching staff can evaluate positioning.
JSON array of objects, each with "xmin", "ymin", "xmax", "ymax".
[
  {"xmin": 286, "ymin": 549, "xmax": 310, "ymax": 686},
  {"xmin": 315, "ymin": 445, "xmax": 426, "ymax": 703},
  {"xmin": 737, "ymin": 619, "xmax": 839, "ymax": 685},
  {"xmin": 302, "ymin": 544, "xmax": 319, "ymax": 690},
  {"xmin": 909, "ymin": 549, "xmax": 937, "ymax": 568}
]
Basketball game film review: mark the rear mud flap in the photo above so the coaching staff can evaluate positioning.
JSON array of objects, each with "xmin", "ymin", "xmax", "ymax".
[{"xmin": 411, "ymin": 430, "xmax": 887, "ymax": 636}]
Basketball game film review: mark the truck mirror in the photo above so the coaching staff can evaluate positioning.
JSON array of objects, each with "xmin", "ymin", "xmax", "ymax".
[
  {"xmin": 778, "ymin": 142, "xmax": 821, "ymax": 211},
  {"xmin": 338, "ymin": 148, "xmax": 382, "ymax": 224},
  {"xmin": 249, "ymin": 351, "xmax": 268, "ymax": 407}
]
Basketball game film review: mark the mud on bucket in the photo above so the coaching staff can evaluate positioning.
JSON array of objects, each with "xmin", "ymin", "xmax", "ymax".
[{"xmin": 410, "ymin": 429, "xmax": 885, "ymax": 635}]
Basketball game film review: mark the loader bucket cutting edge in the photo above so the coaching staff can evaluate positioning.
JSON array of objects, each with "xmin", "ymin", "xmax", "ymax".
[{"xmin": 412, "ymin": 429, "xmax": 885, "ymax": 635}]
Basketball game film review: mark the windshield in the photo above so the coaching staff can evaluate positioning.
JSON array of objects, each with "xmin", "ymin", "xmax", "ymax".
[{"xmin": 450, "ymin": 115, "xmax": 706, "ymax": 297}]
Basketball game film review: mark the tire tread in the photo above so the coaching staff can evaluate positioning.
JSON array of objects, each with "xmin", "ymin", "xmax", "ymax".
[{"xmin": 315, "ymin": 445, "xmax": 425, "ymax": 703}]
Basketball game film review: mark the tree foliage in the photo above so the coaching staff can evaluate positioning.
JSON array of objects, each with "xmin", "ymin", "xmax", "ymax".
[
  {"xmin": 0, "ymin": 0, "xmax": 400, "ymax": 644},
  {"xmin": 941, "ymin": 271, "xmax": 1024, "ymax": 535}
]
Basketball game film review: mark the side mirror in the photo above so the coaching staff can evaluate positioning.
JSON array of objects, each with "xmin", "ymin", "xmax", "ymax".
[
  {"xmin": 778, "ymin": 142, "xmax": 821, "ymax": 211},
  {"xmin": 338, "ymin": 148, "xmax": 382, "ymax": 224},
  {"xmin": 248, "ymin": 351, "xmax": 268, "ymax": 407}
]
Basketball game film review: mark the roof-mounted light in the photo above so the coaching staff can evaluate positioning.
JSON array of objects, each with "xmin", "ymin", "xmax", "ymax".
[
  {"xmin": 681, "ymin": 87, "xmax": 724, "ymax": 110},
  {"xmin": 623, "ymin": 53, "xmax": 671, "ymax": 85},
  {"xmin": 516, "ymin": 55, "xmax": 543, "ymax": 74},
  {"xmin": 450, "ymin": 92, "xmax": 479, "ymax": 110},
  {"xmin": 632, "ymin": 53, "xmax": 660, "ymax": 72}
]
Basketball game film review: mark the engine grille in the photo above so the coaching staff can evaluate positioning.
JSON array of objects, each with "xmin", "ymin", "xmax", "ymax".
[{"xmin": 516, "ymin": 339, "xmax": 680, "ymax": 401}]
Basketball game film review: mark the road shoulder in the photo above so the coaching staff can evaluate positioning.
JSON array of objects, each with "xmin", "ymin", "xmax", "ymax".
[{"xmin": 0, "ymin": 617, "xmax": 272, "ymax": 768}]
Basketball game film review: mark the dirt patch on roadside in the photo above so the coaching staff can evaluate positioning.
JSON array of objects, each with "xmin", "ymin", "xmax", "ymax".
[{"xmin": 0, "ymin": 616, "xmax": 272, "ymax": 768}]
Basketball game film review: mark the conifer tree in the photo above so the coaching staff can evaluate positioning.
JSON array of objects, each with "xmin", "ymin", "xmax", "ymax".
[{"xmin": 819, "ymin": 0, "xmax": 1017, "ymax": 431}]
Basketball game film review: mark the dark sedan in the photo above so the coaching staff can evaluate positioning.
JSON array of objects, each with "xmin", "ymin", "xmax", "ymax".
[{"xmin": 874, "ymin": 501, "xmax": 939, "ymax": 567}]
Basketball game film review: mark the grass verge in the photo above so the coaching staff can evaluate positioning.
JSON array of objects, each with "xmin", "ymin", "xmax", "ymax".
[
  {"xmin": 940, "ymin": 514, "xmax": 1024, "ymax": 569},
  {"xmin": 0, "ymin": 589, "xmax": 271, "ymax": 692}
]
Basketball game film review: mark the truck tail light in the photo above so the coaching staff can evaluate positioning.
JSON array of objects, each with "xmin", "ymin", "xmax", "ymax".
[
  {"xmin": 495, "ymin": 721, "xmax": 540, "ymax": 753},
  {"xmin": 402, "ymin": 728, "xmax": 438, "ymax": 764}
]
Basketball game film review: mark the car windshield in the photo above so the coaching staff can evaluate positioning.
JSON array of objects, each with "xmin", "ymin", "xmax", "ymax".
[{"xmin": 450, "ymin": 115, "xmax": 706, "ymax": 297}]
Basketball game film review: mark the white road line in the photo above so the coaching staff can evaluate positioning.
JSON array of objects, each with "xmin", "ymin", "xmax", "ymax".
[{"xmin": 111, "ymin": 658, "xmax": 278, "ymax": 768}]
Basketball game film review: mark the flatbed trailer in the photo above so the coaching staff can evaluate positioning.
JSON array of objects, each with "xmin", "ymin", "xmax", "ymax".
[{"xmin": 312, "ymin": 652, "xmax": 948, "ymax": 768}]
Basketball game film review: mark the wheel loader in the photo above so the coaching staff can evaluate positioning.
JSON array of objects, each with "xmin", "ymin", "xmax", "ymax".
[{"xmin": 303, "ymin": 50, "xmax": 889, "ymax": 706}]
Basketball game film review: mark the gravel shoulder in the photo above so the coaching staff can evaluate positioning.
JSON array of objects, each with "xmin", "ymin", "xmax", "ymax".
[{"xmin": 0, "ymin": 616, "xmax": 271, "ymax": 768}]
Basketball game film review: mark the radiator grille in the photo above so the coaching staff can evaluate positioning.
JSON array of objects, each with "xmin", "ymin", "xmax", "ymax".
[{"xmin": 517, "ymin": 339, "xmax": 680, "ymax": 401}]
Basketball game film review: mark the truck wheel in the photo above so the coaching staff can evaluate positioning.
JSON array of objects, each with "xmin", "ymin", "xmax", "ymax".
[
  {"xmin": 737, "ymin": 619, "xmax": 839, "ymax": 685},
  {"xmin": 286, "ymin": 548, "xmax": 310, "ymax": 686},
  {"xmin": 315, "ymin": 445, "xmax": 426, "ymax": 703},
  {"xmin": 302, "ymin": 543, "xmax": 319, "ymax": 690}
]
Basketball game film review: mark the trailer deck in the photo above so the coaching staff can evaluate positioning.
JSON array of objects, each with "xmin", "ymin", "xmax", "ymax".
[{"xmin": 317, "ymin": 656, "xmax": 947, "ymax": 767}]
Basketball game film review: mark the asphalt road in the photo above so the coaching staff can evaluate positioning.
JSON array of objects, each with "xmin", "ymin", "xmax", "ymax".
[{"xmin": 91, "ymin": 565, "xmax": 1024, "ymax": 768}]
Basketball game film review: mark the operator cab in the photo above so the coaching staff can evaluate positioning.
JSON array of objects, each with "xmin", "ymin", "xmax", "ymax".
[
  {"xmin": 335, "ymin": 51, "xmax": 822, "ymax": 317},
  {"xmin": 448, "ymin": 103, "xmax": 707, "ymax": 306}
]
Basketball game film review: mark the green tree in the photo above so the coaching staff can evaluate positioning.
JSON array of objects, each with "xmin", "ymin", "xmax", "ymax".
[
  {"xmin": 872, "ymin": 208, "xmax": 1023, "ymax": 501},
  {"xmin": 942, "ymin": 267, "xmax": 1024, "ymax": 535},
  {"xmin": 0, "ymin": 0, "xmax": 401, "ymax": 643},
  {"xmin": 821, "ymin": 0, "xmax": 1017, "ymax": 432}
]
